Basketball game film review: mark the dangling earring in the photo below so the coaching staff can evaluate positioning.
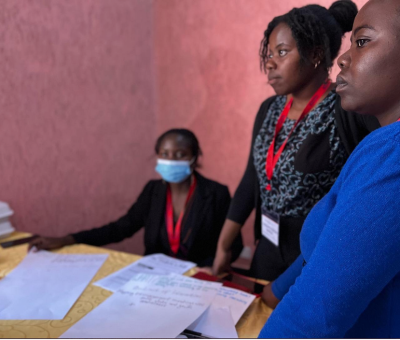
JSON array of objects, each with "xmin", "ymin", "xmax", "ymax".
[{"xmin": 314, "ymin": 60, "xmax": 321, "ymax": 69}]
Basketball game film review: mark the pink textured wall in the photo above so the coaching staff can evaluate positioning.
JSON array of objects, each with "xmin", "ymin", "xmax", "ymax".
[
  {"xmin": 153, "ymin": 0, "xmax": 368, "ymax": 250},
  {"xmin": 0, "ymin": 0, "xmax": 156, "ymax": 254},
  {"xmin": 1, "ymin": 0, "xmax": 368, "ymax": 255}
]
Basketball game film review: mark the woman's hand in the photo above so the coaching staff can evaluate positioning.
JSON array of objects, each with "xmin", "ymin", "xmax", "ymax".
[
  {"xmin": 28, "ymin": 235, "xmax": 75, "ymax": 251},
  {"xmin": 212, "ymin": 219, "xmax": 243, "ymax": 276},
  {"xmin": 212, "ymin": 247, "xmax": 232, "ymax": 276},
  {"xmin": 261, "ymin": 282, "xmax": 280, "ymax": 309},
  {"xmin": 195, "ymin": 266, "xmax": 213, "ymax": 275}
]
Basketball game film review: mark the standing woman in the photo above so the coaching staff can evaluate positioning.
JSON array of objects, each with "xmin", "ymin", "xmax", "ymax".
[
  {"xmin": 213, "ymin": 1, "xmax": 379, "ymax": 281},
  {"xmin": 260, "ymin": 0, "xmax": 400, "ymax": 336},
  {"xmin": 29, "ymin": 129, "xmax": 243, "ymax": 268}
]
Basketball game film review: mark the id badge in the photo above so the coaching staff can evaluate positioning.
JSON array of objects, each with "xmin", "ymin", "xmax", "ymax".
[{"xmin": 261, "ymin": 208, "xmax": 280, "ymax": 247}]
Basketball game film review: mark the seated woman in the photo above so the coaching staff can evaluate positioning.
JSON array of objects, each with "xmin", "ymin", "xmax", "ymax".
[
  {"xmin": 259, "ymin": 0, "xmax": 400, "ymax": 337},
  {"xmin": 29, "ymin": 129, "xmax": 243, "ymax": 268}
]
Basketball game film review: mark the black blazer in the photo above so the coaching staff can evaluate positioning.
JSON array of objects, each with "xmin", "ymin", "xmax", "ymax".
[{"xmin": 72, "ymin": 172, "xmax": 243, "ymax": 267}]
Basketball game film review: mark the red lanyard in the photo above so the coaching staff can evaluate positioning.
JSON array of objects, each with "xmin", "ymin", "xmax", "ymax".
[
  {"xmin": 397, "ymin": 118, "xmax": 400, "ymax": 122},
  {"xmin": 265, "ymin": 79, "xmax": 332, "ymax": 191},
  {"xmin": 165, "ymin": 177, "xmax": 197, "ymax": 255}
]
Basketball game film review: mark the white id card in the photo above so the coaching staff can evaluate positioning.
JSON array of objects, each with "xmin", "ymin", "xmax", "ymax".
[{"xmin": 261, "ymin": 209, "xmax": 280, "ymax": 247}]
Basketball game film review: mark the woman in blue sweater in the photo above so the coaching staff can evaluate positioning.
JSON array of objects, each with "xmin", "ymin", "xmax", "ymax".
[{"xmin": 259, "ymin": 0, "xmax": 400, "ymax": 337}]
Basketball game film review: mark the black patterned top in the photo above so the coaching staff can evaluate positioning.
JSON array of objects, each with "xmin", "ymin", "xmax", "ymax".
[
  {"xmin": 226, "ymin": 92, "xmax": 380, "ymax": 280},
  {"xmin": 253, "ymin": 91, "xmax": 346, "ymax": 218},
  {"xmin": 227, "ymin": 93, "xmax": 379, "ymax": 230}
]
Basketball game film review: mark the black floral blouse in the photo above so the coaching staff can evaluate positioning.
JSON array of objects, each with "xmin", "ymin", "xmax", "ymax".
[{"xmin": 253, "ymin": 91, "xmax": 347, "ymax": 217}]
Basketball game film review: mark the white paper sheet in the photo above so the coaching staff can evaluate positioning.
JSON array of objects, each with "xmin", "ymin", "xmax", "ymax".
[
  {"xmin": 208, "ymin": 286, "xmax": 256, "ymax": 324},
  {"xmin": 94, "ymin": 253, "xmax": 196, "ymax": 292},
  {"xmin": 137, "ymin": 253, "xmax": 196, "ymax": 273},
  {"xmin": 94, "ymin": 261, "xmax": 168, "ymax": 292},
  {"xmin": 60, "ymin": 273, "xmax": 222, "ymax": 338},
  {"xmin": 188, "ymin": 306, "xmax": 238, "ymax": 338},
  {"xmin": 186, "ymin": 286, "xmax": 254, "ymax": 337},
  {"xmin": 0, "ymin": 250, "xmax": 108, "ymax": 320}
]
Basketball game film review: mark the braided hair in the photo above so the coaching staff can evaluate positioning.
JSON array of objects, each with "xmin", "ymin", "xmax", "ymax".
[{"xmin": 260, "ymin": 0, "xmax": 357, "ymax": 72}]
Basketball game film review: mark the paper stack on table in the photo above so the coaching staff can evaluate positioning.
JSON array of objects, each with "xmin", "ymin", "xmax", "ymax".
[
  {"xmin": 0, "ymin": 201, "xmax": 15, "ymax": 239},
  {"xmin": 62, "ymin": 271, "xmax": 255, "ymax": 338},
  {"xmin": 90, "ymin": 254, "xmax": 255, "ymax": 338},
  {"xmin": 0, "ymin": 249, "xmax": 254, "ymax": 336},
  {"xmin": 0, "ymin": 250, "xmax": 108, "ymax": 320},
  {"xmin": 61, "ymin": 273, "xmax": 222, "ymax": 339},
  {"xmin": 94, "ymin": 253, "xmax": 196, "ymax": 292}
]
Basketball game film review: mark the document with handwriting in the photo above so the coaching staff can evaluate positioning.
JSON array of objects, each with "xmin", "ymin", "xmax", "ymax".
[
  {"xmin": 0, "ymin": 250, "xmax": 108, "ymax": 320},
  {"xmin": 61, "ymin": 273, "xmax": 222, "ymax": 338},
  {"xmin": 94, "ymin": 253, "xmax": 196, "ymax": 292}
]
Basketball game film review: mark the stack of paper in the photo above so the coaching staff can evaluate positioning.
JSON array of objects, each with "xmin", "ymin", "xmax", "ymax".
[
  {"xmin": 61, "ymin": 273, "xmax": 222, "ymax": 338},
  {"xmin": 0, "ymin": 250, "xmax": 108, "ymax": 320},
  {"xmin": 83, "ymin": 254, "xmax": 255, "ymax": 338},
  {"xmin": 0, "ymin": 201, "xmax": 15, "ymax": 239},
  {"xmin": 63, "ymin": 268, "xmax": 255, "ymax": 338}
]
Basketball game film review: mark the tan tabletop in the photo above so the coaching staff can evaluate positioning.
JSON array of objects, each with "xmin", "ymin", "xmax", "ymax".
[{"xmin": 0, "ymin": 232, "xmax": 272, "ymax": 338}]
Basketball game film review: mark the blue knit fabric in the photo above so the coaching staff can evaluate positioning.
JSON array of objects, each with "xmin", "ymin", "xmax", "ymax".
[
  {"xmin": 259, "ymin": 121, "xmax": 400, "ymax": 338},
  {"xmin": 271, "ymin": 254, "xmax": 304, "ymax": 301}
]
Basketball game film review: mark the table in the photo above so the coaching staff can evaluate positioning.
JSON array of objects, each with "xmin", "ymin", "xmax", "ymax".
[{"xmin": 0, "ymin": 232, "xmax": 272, "ymax": 338}]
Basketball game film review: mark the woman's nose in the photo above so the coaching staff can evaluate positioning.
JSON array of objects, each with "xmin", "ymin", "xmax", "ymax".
[
  {"xmin": 337, "ymin": 49, "xmax": 350, "ymax": 70},
  {"xmin": 266, "ymin": 58, "xmax": 276, "ymax": 71}
]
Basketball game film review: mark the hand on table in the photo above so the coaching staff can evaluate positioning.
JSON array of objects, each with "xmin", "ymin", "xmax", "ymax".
[
  {"xmin": 261, "ymin": 282, "xmax": 280, "ymax": 309},
  {"xmin": 28, "ymin": 235, "xmax": 75, "ymax": 251},
  {"xmin": 212, "ymin": 247, "xmax": 232, "ymax": 276},
  {"xmin": 195, "ymin": 266, "xmax": 213, "ymax": 275}
]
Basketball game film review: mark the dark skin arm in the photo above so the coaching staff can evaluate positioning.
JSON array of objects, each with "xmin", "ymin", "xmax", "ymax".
[
  {"xmin": 261, "ymin": 282, "xmax": 280, "ymax": 309},
  {"xmin": 28, "ymin": 234, "xmax": 76, "ymax": 251},
  {"xmin": 212, "ymin": 219, "xmax": 242, "ymax": 275}
]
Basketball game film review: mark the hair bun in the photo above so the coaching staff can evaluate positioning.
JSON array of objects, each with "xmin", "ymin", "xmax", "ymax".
[{"xmin": 329, "ymin": 0, "xmax": 358, "ymax": 34}]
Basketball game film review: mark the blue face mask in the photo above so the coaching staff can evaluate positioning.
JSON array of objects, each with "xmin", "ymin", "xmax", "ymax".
[{"xmin": 155, "ymin": 159, "xmax": 193, "ymax": 183}]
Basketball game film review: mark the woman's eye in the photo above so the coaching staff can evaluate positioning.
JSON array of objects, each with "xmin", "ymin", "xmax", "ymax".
[
  {"xmin": 267, "ymin": 52, "xmax": 273, "ymax": 59},
  {"xmin": 279, "ymin": 50, "xmax": 288, "ymax": 57},
  {"xmin": 356, "ymin": 39, "xmax": 369, "ymax": 47}
]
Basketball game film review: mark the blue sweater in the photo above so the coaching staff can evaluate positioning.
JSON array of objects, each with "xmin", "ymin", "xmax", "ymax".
[{"xmin": 259, "ymin": 121, "xmax": 400, "ymax": 338}]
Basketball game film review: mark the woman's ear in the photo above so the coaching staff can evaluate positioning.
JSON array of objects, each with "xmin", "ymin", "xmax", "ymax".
[
  {"xmin": 311, "ymin": 47, "xmax": 325, "ymax": 67},
  {"xmin": 191, "ymin": 156, "xmax": 199, "ymax": 170}
]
